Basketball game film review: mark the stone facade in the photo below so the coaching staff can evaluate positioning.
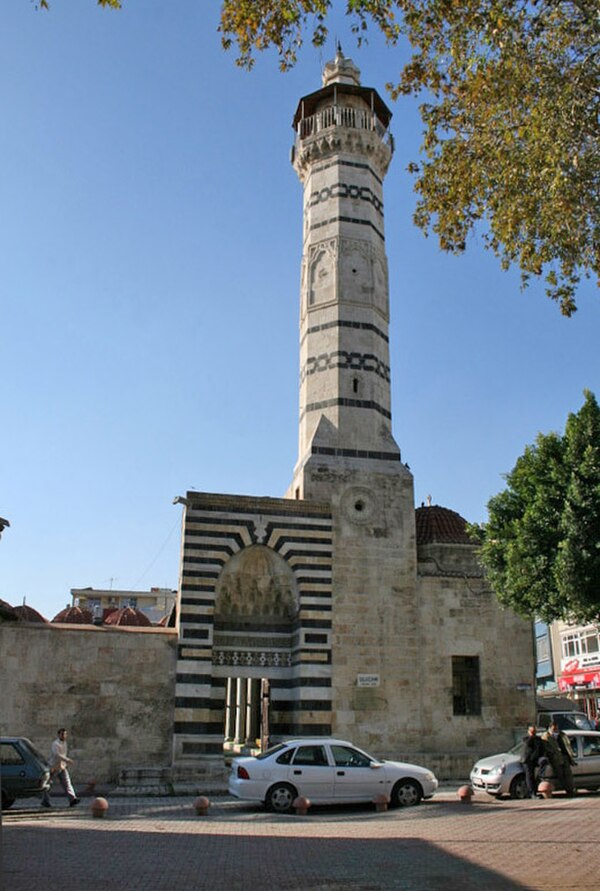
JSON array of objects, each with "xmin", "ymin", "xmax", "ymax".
[{"xmin": 0, "ymin": 622, "xmax": 177, "ymax": 784}]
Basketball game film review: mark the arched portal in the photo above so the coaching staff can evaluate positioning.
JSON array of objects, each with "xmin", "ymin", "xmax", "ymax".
[
  {"xmin": 172, "ymin": 493, "xmax": 333, "ymax": 765},
  {"xmin": 214, "ymin": 545, "xmax": 298, "ymax": 753}
]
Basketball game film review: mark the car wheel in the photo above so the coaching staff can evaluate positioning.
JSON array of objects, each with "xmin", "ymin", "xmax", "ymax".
[
  {"xmin": 391, "ymin": 778, "xmax": 423, "ymax": 807},
  {"xmin": 509, "ymin": 774, "xmax": 528, "ymax": 800},
  {"xmin": 1, "ymin": 790, "xmax": 15, "ymax": 810},
  {"xmin": 265, "ymin": 782, "xmax": 297, "ymax": 814}
]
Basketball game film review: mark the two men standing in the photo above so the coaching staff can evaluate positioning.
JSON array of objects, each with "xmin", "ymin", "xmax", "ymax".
[{"xmin": 521, "ymin": 721, "xmax": 577, "ymax": 798}]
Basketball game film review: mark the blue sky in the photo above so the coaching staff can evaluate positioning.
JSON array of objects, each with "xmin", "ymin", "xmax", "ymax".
[{"xmin": 2, "ymin": 1, "xmax": 598, "ymax": 622}]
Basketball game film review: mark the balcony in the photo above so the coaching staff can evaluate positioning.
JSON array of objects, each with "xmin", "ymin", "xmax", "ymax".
[{"xmin": 296, "ymin": 105, "xmax": 394, "ymax": 152}]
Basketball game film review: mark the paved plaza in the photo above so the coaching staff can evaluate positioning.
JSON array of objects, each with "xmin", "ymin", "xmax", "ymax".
[{"xmin": 1, "ymin": 788, "xmax": 598, "ymax": 890}]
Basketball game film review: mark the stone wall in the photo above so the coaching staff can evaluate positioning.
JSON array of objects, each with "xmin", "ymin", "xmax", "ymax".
[
  {"xmin": 0, "ymin": 622, "xmax": 177, "ymax": 785},
  {"xmin": 416, "ymin": 541, "xmax": 536, "ymax": 759}
]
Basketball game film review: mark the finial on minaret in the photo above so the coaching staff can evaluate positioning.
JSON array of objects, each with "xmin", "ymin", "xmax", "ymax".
[{"xmin": 322, "ymin": 45, "xmax": 361, "ymax": 87}]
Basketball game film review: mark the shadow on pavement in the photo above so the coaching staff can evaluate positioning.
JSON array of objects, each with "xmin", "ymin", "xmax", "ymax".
[{"xmin": 3, "ymin": 824, "xmax": 530, "ymax": 891}]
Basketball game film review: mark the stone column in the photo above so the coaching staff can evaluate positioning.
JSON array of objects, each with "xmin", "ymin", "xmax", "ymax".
[
  {"xmin": 234, "ymin": 677, "xmax": 246, "ymax": 745},
  {"xmin": 224, "ymin": 678, "xmax": 234, "ymax": 742},
  {"xmin": 245, "ymin": 677, "xmax": 255, "ymax": 747}
]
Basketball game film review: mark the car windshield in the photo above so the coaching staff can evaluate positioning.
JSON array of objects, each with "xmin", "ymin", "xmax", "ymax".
[
  {"xmin": 508, "ymin": 742, "xmax": 524, "ymax": 756},
  {"xmin": 561, "ymin": 714, "xmax": 594, "ymax": 731}
]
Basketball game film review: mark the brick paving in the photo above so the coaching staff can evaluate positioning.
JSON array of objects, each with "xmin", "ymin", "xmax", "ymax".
[{"xmin": 1, "ymin": 788, "xmax": 598, "ymax": 890}]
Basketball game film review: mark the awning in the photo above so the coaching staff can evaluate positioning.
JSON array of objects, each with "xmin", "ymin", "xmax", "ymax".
[{"xmin": 558, "ymin": 668, "xmax": 600, "ymax": 691}]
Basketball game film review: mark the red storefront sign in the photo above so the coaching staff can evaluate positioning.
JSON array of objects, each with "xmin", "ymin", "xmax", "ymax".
[{"xmin": 558, "ymin": 661, "xmax": 600, "ymax": 691}]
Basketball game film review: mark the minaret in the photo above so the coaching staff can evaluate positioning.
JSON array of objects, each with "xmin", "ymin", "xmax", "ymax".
[{"xmin": 289, "ymin": 47, "xmax": 405, "ymax": 501}]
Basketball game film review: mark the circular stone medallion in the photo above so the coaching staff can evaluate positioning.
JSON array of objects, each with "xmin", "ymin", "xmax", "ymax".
[{"xmin": 340, "ymin": 487, "xmax": 378, "ymax": 525}]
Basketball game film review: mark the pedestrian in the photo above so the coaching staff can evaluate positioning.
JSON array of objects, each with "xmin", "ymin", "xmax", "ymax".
[
  {"xmin": 520, "ymin": 723, "xmax": 546, "ymax": 798},
  {"xmin": 41, "ymin": 728, "xmax": 80, "ymax": 808},
  {"xmin": 541, "ymin": 721, "xmax": 577, "ymax": 797}
]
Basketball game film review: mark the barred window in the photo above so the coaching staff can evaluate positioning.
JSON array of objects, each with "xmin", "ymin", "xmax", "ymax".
[{"xmin": 452, "ymin": 656, "xmax": 481, "ymax": 716}]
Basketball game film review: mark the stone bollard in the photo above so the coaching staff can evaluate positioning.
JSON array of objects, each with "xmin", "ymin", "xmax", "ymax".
[
  {"xmin": 457, "ymin": 785, "xmax": 474, "ymax": 803},
  {"xmin": 90, "ymin": 797, "xmax": 109, "ymax": 818},
  {"xmin": 194, "ymin": 796, "xmax": 210, "ymax": 816},
  {"xmin": 293, "ymin": 796, "xmax": 310, "ymax": 816},
  {"xmin": 372, "ymin": 794, "xmax": 390, "ymax": 812},
  {"xmin": 537, "ymin": 780, "xmax": 553, "ymax": 799}
]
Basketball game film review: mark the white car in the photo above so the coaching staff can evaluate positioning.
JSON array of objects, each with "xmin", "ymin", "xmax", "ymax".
[
  {"xmin": 228, "ymin": 737, "xmax": 438, "ymax": 813},
  {"xmin": 470, "ymin": 730, "xmax": 600, "ymax": 799}
]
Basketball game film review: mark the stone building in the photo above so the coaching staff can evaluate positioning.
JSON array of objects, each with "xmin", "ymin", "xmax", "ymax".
[
  {"xmin": 171, "ymin": 50, "xmax": 535, "ymax": 777},
  {"xmin": 1, "ymin": 50, "xmax": 534, "ymax": 785}
]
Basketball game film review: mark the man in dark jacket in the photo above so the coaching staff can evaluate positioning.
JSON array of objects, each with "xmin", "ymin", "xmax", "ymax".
[
  {"xmin": 521, "ymin": 724, "xmax": 546, "ymax": 798},
  {"xmin": 542, "ymin": 721, "xmax": 577, "ymax": 796}
]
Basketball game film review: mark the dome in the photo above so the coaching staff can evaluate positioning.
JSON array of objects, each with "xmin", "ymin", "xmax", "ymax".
[
  {"xmin": 104, "ymin": 606, "xmax": 152, "ymax": 627},
  {"xmin": 52, "ymin": 605, "xmax": 94, "ymax": 624},
  {"xmin": 13, "ymin": 605, "xmax": 48, "ymax": 623},
  {"xmin": 157, "ymin": 605, "xmax": 177, "ymax": 628},
  {"xmin": 415, "ymin": 505, "xmax": 473, "ymax": 545},
  {"xmin": 0, "ymin": 598, "xmax": 19, "ymax": 622}
]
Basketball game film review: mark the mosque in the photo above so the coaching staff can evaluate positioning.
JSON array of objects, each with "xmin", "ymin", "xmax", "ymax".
[
  {"xmin": 0, "ymin": 50, "xmax": 534, "ymax": 784},
  {"xmin": 170, "ymin": 49, "xmax": 534, "ymax": 775}
]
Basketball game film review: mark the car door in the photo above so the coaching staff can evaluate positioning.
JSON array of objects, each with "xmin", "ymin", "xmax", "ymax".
[
  {"xmin": 1, "ymin": 741, "xmax": 30, "ymax": 799},
  {"xmin": 288, "ymin": 744, "xmax": 335, "ymax": 802},
  {"xmin": 330, "ymin": 743, "xmax": 387, "ymax": 801},
  {"xmin": 573, "ymin": 735, "xmax": 600, "ymax": 790}
]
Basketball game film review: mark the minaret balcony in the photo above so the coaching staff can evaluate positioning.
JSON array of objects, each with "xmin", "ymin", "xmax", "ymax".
[{"xmin": 295, "ymin": 105, "xmax": 394, "ymax": 153}]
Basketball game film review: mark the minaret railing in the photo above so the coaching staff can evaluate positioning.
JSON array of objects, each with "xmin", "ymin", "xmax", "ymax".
[{"xmin": 297, "ymin": 105, "xmax": 393, "ymax": 149}]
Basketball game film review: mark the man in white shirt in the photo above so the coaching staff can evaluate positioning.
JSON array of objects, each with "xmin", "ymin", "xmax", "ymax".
[{"xmin": 41, "ymin": 728, "xmax": 80, "ymax": 808}]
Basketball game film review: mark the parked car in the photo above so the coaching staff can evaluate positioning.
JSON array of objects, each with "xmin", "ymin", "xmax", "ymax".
[
  {"xmin": 536, "ymin": 711, "xmax": 594, "ymax": 731},
  {"xmin": 228, "ymin": 737, "xmax": 438, "ymax": 813},
  {"xmin": 1, "ymin": 737, "xmax": 51, "ymax": 809},
  {"xmin": 470, "ymin": 730, "xmax": 600, "ymax": 799}
]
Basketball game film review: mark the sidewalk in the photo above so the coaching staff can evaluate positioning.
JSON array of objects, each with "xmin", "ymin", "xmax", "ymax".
[{"xmin": 2, "ymin": 788, "xmax": 598, "ymax": 890}]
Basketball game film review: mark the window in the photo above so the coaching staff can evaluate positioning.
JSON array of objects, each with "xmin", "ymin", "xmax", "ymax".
[
  {"xmin": 292, "ymin": 745, "xmax": 328, "ymax": 766},
  {"xmin": 0, "ymin": 743, "xmax": 24, "ymax": 766},
  {"xmin": 275, "ymin": 748, "xmax": 295, "ymax": 765},
  {"xmin": 561, "ymin": 627, "xmax": 600, "ymax": 660},
  {"xmin": 452, "ymin": 656, "xmax": 481, "ymax": 716},
  {"xmin": 582, "ymin": 736, "xmax": 600, "ymax": 757},
  {"xmin": 330, "ymin": 745, "xmax": 372, "ymax": 768}
]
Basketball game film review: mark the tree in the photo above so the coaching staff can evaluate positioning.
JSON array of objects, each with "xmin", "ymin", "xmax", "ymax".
[
  {"xmin": 471, "ymin": 391, "xmax": 600, "ymax": 624},
  {"xmin": 218, "ymin": 1, "xmax": 599, "ymax": 315}
]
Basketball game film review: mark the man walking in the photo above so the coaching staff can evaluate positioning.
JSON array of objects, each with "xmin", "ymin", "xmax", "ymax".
[{"xmin": 41, "ymin": 728, "xmax": 80, "ymax": 808}]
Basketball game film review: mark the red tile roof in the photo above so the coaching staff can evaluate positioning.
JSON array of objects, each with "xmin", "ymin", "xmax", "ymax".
[
  {"xmin": 103, "ymin": 606, "xmax": 152, "ymax": 627},
  {"xmin": 415, "ymin": 505, "xmax": 473, "ymax": 545},
  {"xmin": 13, "ymin": 605, "xmax": 48, "ymax": 623},
  {"xmin": 52, "ymin": 605, "xmax": 94, "ymax": 624}
]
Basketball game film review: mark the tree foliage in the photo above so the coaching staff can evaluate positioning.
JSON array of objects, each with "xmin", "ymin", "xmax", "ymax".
[
  {"xmin": 471, "ymin": 391, "xmax": 600, "ymax": 624},
  {"xmin": 218, "ymin": 1, "xmax": 599, "ymax": 314}
]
